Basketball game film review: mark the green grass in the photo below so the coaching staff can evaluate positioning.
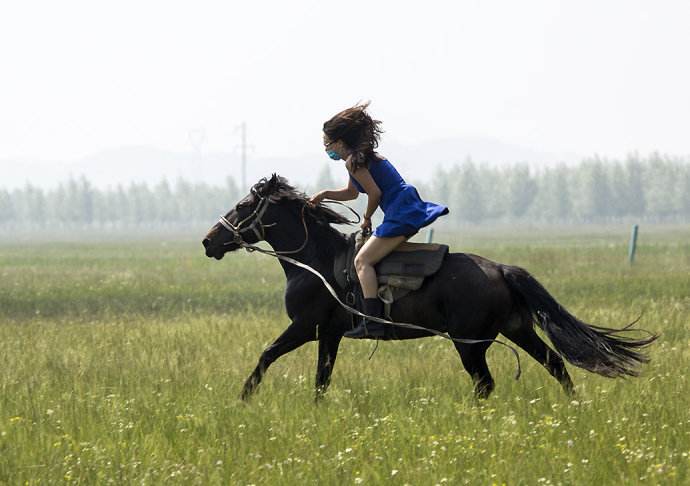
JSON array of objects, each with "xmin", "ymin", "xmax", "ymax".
[{"xmin": 0, "ymin": 227, "xmax": 688, "ymax": 484}]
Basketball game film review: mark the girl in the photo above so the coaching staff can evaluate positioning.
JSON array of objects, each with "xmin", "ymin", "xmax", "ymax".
[{"xmin": 309, "ymin": 103, "xmax": 449, "ymax": 339}]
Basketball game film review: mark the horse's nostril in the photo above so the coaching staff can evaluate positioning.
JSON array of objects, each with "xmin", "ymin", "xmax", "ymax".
[{"xmin": 202, "ymin": 238, "xmax": 211, "ymax": 248}]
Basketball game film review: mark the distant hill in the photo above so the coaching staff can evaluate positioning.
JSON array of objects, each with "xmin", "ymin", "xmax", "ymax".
[{"xmin": 1, "ymin": 137, "xmax": 580, "ymax": 190}]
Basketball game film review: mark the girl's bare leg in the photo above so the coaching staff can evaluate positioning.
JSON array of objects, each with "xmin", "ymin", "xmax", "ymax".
[{"xmin": 354, "ymin": 235, "xmax": 407, "ymax": 298}]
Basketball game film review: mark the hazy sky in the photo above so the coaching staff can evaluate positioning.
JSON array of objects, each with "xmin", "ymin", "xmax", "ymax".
[{"xmin": 1, "ymin": 0, "xmax": 689, "ymax": 163}]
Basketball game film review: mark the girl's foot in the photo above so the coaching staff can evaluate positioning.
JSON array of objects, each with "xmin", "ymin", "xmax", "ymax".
[{"xmin": 344, "ymin": 297, "xmax": 386, "ymax": 339}]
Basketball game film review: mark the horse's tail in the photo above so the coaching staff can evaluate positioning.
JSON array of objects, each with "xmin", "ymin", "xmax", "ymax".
[{"xmin": 500, "ymin": 264, "xmax": 658, "ymax": 378}]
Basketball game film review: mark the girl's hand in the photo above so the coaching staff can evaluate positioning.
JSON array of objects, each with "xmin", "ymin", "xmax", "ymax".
[
  {"xmin": 308, "ymin": 191, "xmax": 326, "ymax": 206},
  {"xmin": 360, "ymin": 216, "xmax": 372, "ymax": 233}
]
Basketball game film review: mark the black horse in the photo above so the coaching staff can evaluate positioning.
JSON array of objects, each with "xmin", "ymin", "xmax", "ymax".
[{"xmin": 202, "ymin": 174, "xmax": 656, "ymax": 400}]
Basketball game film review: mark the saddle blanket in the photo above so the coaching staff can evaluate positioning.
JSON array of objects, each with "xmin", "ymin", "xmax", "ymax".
[{"xmin": 333, "ymin": 232, "xmax": 449, "ymax": 317}]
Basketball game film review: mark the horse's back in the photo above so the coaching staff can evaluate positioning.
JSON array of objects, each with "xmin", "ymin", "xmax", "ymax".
[{"xmin": 435, "ymin": 251, "xmax": 513, "ymax": 316}]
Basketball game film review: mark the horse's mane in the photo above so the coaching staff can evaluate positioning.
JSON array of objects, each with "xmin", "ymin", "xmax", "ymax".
[{"xmin": 253, "ymin": 175, "xmax": 355, "ymax": 227}]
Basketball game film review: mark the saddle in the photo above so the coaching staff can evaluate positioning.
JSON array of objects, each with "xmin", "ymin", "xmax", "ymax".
[{"xmin": 333, "ymin": 232, "xmax": 449, "ymax": 320}]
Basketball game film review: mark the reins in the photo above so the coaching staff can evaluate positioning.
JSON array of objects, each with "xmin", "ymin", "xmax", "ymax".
[{"xmin": 217, "ymin": 198, "xmax": 522, "ymax": 379}]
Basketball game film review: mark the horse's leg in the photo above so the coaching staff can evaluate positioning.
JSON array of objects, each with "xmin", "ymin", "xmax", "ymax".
[
  {"xmin": 501, "ymin": 318, "xmax": 575, "ymax": 396},
  {"xmin": 314, "ymin": 331, "xmax": 342, "ymax": 400},
  {"xmin": 241, "ymin": 320, "xmax": 314, "ymax": 401},
  {"xmin": 453, "ymin": 340, "xmax": 495, "ymax": 399}
]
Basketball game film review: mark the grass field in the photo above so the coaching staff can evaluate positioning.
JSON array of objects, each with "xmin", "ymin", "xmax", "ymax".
[{"xmin": 0, "ymin": 226, "xmax": 688, "ymax": 484}]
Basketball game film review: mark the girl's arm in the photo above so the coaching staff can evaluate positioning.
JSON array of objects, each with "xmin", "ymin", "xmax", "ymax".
[
  {"xmin": 347, "ymin": 160, "xmax": 381, "ymax": 219},
  {"xmin": 309, "ymin": 178, "xmax": 359, "ymax": 205}
]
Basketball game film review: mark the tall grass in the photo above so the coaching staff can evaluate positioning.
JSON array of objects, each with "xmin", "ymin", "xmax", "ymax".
[{"xmin": 0, "ymin": 227, "xmax": 688, "ymax": 484}]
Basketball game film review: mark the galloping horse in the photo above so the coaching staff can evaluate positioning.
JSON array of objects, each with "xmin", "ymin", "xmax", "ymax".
[{"xmin": 202, "ymin": 174, "xmax": 656, "ymax": 400}]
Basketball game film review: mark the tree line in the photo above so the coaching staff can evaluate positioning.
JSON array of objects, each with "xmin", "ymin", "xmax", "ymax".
[
  {"xmin": 417, "ymin": 153, "xmax": 689, "ymax": 224},
  {"xmin": 1, "ymin": 153, "xmax": 689, "ymax": 228},
  {"xmin": 0, "ymin": 177, "xmax": 240, "ymax": 228}
]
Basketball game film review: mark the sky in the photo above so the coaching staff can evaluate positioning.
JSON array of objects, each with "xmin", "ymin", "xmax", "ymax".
[{"xmin": 1, "ymin": 0, "xmax": 689, "ymax": 173}]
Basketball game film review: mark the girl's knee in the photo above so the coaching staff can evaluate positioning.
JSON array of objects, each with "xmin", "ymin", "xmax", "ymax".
[{"xmin": 354, "ymin": 253, "xmax": 370, "ymax": 272}]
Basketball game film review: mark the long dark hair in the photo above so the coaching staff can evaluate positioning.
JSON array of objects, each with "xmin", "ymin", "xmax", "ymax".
[{"xmin": 323, "ymin": 101, "xmax": 383, "ymax": 170}]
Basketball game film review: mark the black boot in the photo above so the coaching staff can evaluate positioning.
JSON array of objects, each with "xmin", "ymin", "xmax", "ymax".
[{"xmin": 344, "ymin": 298, "xmax": 386, "ymax": 339}]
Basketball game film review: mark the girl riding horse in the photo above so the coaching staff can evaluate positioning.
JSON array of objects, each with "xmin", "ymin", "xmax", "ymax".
[{"xmin": 309, "ymin": 103, "xmax": 449, "ymax": 338}]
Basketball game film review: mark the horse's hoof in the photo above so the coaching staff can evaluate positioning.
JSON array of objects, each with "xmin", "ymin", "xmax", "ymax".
[
  {"xmin": 474, "ymin": 382, "xmax": 495, "ymax": 400},
  {"xmin": 314, "ymin": 390, "xmax": 328, "ymax": 404}
]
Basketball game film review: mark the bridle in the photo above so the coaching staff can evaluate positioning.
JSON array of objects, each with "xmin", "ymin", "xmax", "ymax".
[{"xmin": 217, "ymin": 187, "xmax": 277, "ymax": 248}]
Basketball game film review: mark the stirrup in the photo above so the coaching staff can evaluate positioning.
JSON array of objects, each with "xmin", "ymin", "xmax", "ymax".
[{"xmin": 344, "ymin": 319, "xmax": 386, "ymax": 339}]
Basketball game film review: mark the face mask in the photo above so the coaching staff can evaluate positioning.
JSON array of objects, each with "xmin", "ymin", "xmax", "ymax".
[{"xmin": 326, "ymin": 150, "xmax": 341, "ymax": 161}]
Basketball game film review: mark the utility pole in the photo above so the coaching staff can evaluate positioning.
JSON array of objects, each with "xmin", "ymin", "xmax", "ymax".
[
  {"xmin": 240, "ymin": 122, "xmax": 247, "ymax": 191},
  {"xmin": 234, "ymin": 122, "xmax": 254, "ymax": 190}
]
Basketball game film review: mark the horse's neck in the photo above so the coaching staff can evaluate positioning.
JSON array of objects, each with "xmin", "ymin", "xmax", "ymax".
[{"xmin": 265, "ymin": 219, "xmax": 347, "ymax": 277}]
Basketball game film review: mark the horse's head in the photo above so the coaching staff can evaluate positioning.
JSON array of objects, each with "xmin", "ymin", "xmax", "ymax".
[
  {"xmin": 202, "ymin": 174, "xmax": 284, "ymax": 260},
  {"xmin": 203, "ymin": 173, "xmax": 355, "ymax": 260}
]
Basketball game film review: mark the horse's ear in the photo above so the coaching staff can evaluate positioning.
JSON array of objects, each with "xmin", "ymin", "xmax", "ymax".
[
  {"xmin": 258, "ymin": 173, "xmax": 280, "ymax": 196},
  {"xmin": 267, "ymin": 173, "xmax": 279, "ymax": 192}
]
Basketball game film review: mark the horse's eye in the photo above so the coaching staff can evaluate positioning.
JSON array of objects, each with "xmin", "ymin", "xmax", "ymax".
[{"xmin": 235, "ymin": 196, "xmax": 254, "ymax": 210}]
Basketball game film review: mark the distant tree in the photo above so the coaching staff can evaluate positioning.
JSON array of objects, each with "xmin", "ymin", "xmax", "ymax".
[
  {"xmin": 91, "ymin": 188, "xmax": 109, "ymax": 225},
  {"xmin": 225, "ymin": 176, "xmax": 239, "ymax": 203},
  {"xmin": 644, "ymin": 153, "xmax": 677, "ymax": 220},
  {"xmin": 31, "ymin": 184, "xmax": 47, "ymax": 222},
  {"xmin": 12, "ymin": 184, "xmax": 46, "ymax": 224},
  {"xmin": 315, "ymin": 163, "xmax": 335, "ymax": 190},
  {"xmin": 77, "ymin": 176, "xmax": 94, "ymax": 224},
  {"xmin": 532, "ymin": 165, "xmax": 572, "ymax": 222},
  {"xmin": 200, "ymin": 182, "xmax": 230, "ymax": 222},
  {"xmin": 0, "ymin": 189, "xmax": 14, "ymax": 224},
  {"xmin": 431, "ymin": 166, "xmax": 452, "ymax": 207},
  {"xmin": 574, "ymin": 158, "xmax": 610, "ymax": 221},
  {"xmin": 624, "ymin": 154, "xmax": 646, "ymax": 217},
  {"xmin": 127, "ymin": 182, "xmax": 153, "ymax": 225},
  {"xmin": 677, "ymin": 166, "xmax": 690, "ymax": 219},
  {"xmin": 479, "ymin": 165, "xmax": 505, "ymax": 220},
  {"xmin": 65, "ymin": 178, "xmax": 83, "ymax": 222},
  {"xmin": 608, "ymin": 162, "xmax": 628, "ymax": 218},
  {"xmin": 52, "ymin": 183, "xmax": 68, "ymax": 224},
  {"xmin": 453, "ymin": 160, "xmax": 485, "ymax": 223},
  {"xmin": 506, "ymin": 163, "xmax": 537, "ymax": 218},
  {"xmin": 154, "ymin": 180, "xmax": 177, "ymax": 222},
  {"xmin": 113, "ymin": 185, "xmax": 129, "ymax": 225}
]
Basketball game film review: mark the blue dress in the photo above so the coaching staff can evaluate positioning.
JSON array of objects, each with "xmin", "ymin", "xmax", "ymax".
[{"xmin": 349, "ymin": 158, "xmax": 449, "ymax": 238}]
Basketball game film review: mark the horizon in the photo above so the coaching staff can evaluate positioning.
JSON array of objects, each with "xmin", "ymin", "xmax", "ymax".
[{"xmin": 4, "ymin": 138, "xmax": 688, "ymax": 191}]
